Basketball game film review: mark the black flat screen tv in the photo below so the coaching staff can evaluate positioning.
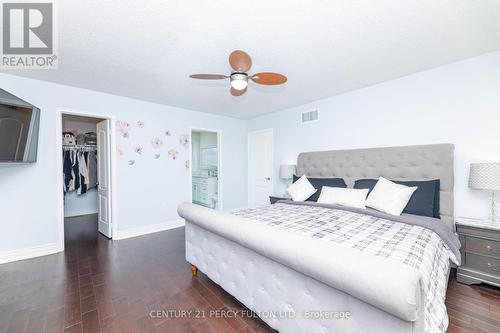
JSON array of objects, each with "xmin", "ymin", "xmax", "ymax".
[{"xmin": 0, "ymin": 89, "xmax": 40, "ymax": 163}]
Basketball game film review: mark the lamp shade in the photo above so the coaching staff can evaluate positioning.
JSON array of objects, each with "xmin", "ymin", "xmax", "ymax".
[
  {"xmin": 279, "ymin": 164, "xmax": 296, "ymax": 180},
  {"xmin": 469, "ymin": 163, "xmax": 500, "ymax": 190}
]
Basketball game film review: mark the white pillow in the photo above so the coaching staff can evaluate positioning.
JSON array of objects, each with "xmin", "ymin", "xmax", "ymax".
[
  {"xmin": 318, "ymin": 187, "xmax": 369, "ymax": 209},
  {"xmin": 365, "ymin": 177, "xmax": 418, "ymax": 215},
  {"xmin": 287, "ymin": 175, "xmax": 317, "ymax": 202}
]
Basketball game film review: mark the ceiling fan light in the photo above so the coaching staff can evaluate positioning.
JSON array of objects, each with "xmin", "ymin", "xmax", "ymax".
[
  {"xmin": 230, "ymin": 73, "xmax": 248, "ymax": 90},
  {"xmin": 231, "ymin": 80, "xmax": 247, "ymax": 90}
]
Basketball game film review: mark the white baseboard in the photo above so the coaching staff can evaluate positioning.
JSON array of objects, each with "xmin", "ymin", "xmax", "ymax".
[
  {"xmin": 0, "ymin": 243, "xmax": 61, "ymax": 265},
  {"xmin": 113, "ymin": 219, "xmax": 185, "ymax": 240}
]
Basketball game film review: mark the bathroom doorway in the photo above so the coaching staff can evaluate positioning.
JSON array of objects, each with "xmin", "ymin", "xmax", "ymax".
[{"xmin": 190, "ymin": 128, "xmax": 221, "ymax": 210}]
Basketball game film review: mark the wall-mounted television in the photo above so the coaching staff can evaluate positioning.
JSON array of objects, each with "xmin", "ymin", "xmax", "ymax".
[{"xmin": 0, "ymin": 89, "xmax": 40, "ymax": 163}]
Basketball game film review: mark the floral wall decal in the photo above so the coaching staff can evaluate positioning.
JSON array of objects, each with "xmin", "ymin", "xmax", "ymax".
[
  {"xmin": 168, "ymin": 149, "xmax": 179, "ymax": 160},
  {"xmin": 116, "ymin": 118, "xmax": 191, "ymax": 166},
  {"xmin": 151, "ymin": 137, "xmax": 163, "ymax": 149},
  {"xmin": 179, "ymin": 134, "xmax": 189, "ymax": 147},
  {"xmin": 116, "ymin": 120, "xmax": 130, "ymax": 138}
]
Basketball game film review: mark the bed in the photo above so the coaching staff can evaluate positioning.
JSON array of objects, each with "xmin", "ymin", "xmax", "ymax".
[{"xmin": 178, "ymin": 143, "xmax": 460, "ymax": 333}]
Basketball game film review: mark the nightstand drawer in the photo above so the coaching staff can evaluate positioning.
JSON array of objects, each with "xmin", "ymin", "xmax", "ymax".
[
  {"xmin": 457, "ymin": 225, "xmax": 500, "ymax": 241},
  {"xmin": 465, "ymin": 236, "xmax": 500, "ymax": 258},
  {"xmin": 466, "ymin": 253, "xmax": 500, "ymax": 276}
]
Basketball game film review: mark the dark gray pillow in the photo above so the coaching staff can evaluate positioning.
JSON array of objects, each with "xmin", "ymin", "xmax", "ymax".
[
  {"xmin": 354, "ymin": 179, "xmax": 440, "ymax": 218},
  {"xmin": 293, "ymin": 175, "xmax": 347, "ymax": 202}
]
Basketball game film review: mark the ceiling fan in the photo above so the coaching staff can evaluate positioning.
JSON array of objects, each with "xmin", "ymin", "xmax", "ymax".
[{"xmin": 189, "ymin": 50, "xmax": 287, "ymax": 96}]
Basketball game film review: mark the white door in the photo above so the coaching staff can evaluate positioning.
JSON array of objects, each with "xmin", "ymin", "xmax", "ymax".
[
  {"xmin": 248, "ymin": 129, "xmax": 273, "ymax": 207},
  {"xmin": 97, "ymin": 120, "xmax": 112, "ymax": 238}
]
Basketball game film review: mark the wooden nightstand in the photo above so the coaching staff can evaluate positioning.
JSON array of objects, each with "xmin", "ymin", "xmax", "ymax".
[
  {"xmin": 269, "ymin": 196, "xmax": 289, "ymax": 204},
  {"xmin": 456, "ymin": 217, "xmax": 500, "ymax": 287}
]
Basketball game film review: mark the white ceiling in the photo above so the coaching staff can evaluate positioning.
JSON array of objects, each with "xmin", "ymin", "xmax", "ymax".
[{"xmin": 4, "ymin": 0, "xmax": 500, "ymax": 119}]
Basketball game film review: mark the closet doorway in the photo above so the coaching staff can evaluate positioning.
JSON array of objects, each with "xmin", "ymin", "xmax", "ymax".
[
  {"xmin": 57, "ymin": 110, "xmax": 115, "ymax": 251},
  {"xmin": 190, "ymin": 128, "xmax": 221, "ymax": 210}
]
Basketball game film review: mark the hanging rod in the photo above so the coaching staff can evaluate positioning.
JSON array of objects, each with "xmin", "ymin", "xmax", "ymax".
[
  {"xmin": 62, "ymin": 144, "xmax": 97, "ymax": 150},
  {"xmin": 63, "ymin": 144, "xmax": 96, "ymax": 147}
]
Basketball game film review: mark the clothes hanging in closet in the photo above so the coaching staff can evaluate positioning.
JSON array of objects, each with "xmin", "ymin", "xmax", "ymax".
[
  {"xmin": 78, "ymin": 151, "xmax": 88, "ymax": 194},
  {"xmin": 86, "ymin": 151, "xmax": 98, "ymax": 190},
  {"xmin": 71, "ymin": 150, "xmax": 80, "ymax": 192},
  {"xmin": 63, "ymin": 150, "xmax": 74, "ymax": 191},
  {"xmin": 63, "ymin": 149, "xmax": 98, "ymax": 195},
  {"xmin": 87, "ymin": 151, "xmax": 97, "ymax": 189}
]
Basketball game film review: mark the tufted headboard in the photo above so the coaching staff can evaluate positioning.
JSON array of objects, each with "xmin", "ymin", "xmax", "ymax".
[{"xmin": 296, "ymin": 144, "xmax": 455, "ymax": 229}]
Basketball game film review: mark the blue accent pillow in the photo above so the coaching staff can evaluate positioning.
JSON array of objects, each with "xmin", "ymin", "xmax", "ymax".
[
  {"xmin": 293, "ymin": 175, "xmax": 347, "ymax": 202},
  {"xmin": 354, "ymin": 179, "xmax": 440, "ymax": 218}
]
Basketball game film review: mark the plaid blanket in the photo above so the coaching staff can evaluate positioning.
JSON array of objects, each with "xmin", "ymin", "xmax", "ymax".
[{"xmin": 233, "ymin": 203, "xmax": 458, "ymax": 333}]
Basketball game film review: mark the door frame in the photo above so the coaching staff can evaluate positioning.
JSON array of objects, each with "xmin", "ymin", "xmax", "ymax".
[
  {"xmin": 55, "ymin": 108, "xmax": 117, "ymax": 251},
  {"xmin": 247, "ymin": 128, "xmax": 274, "ymax": 207},
  {"xmin": 189, "ymin": 127, "xmax": 222, "ymax": 210}
]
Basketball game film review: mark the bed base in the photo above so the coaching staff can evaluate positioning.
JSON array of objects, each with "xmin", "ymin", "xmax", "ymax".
[{"xmin": 185, "ymin": 221, "xmax": 424, "ymax": 333}]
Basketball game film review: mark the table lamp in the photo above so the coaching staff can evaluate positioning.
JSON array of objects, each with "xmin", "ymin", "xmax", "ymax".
[
  {"xmin": 279, "ymin": 164, "xmax": 296, "ymax": 195},
  {"xmin": 469, "ymin": 162, "xmax": 500, "ymax": 222}
]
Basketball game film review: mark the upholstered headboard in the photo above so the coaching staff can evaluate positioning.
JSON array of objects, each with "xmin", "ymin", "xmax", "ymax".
[{"xmin": 296, "ymin": 144, "xmax": 455, "ymax": 229}]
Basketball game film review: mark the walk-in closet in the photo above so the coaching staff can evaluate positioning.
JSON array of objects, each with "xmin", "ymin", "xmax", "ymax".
[{"xmin": 62, "ymin": 114, "xmax": 111, "ymax": 242}]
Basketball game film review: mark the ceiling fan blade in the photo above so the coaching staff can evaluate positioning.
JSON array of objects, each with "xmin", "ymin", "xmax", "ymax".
[
  {"xmin": 251, "ymin": 72, "xmax": 287, "ymax": 85},
  {"xmin": 189, "ymin": 74, "xmax": 228, "ymax": 80},
  {"xmin": 229, "ymin": 50, "xmax": 252, "ymax": 72},
  {"xmin": 230, "ymin": 87, "xmax": 247, "ymax": 96}
]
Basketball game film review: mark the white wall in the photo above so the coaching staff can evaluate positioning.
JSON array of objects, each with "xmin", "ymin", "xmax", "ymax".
[
  {"xmin": 248, "ymin": 51, "xmax": 500, "ymax": 220},
  {"xmin": 64, "ymin": 190, "xmax": 98, "ymax": 218},
  {"xmin": 191, "ymin": 132, "xmax": 201, "ymax": 172},
  {"xmin": 0, "ymin": 73, "xmax": 247, "ymax": 262}
]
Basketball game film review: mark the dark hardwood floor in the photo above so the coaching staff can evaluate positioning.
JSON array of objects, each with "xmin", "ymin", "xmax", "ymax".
[
  {"xmin": 445, "ymin": 277, "xmax": 500, "ymax": 333},
  {"xmin": 0, "ymin": 215, "xmax": 499, "ymax": 333}
]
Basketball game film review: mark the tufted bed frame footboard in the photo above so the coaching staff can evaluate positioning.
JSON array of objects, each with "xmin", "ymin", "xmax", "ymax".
[{"xmin": 185, "ymin": 222, "xmax": 424, "ymax": 333}]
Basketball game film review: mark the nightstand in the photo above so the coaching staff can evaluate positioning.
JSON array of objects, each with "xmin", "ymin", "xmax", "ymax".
[
  {"xmin": 269, "ymin": 196, "xmax": 289, "ymax": 204},
  {"xmin": 456, "ymin": 217, "xmax": 500, "ymax": 287}
]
